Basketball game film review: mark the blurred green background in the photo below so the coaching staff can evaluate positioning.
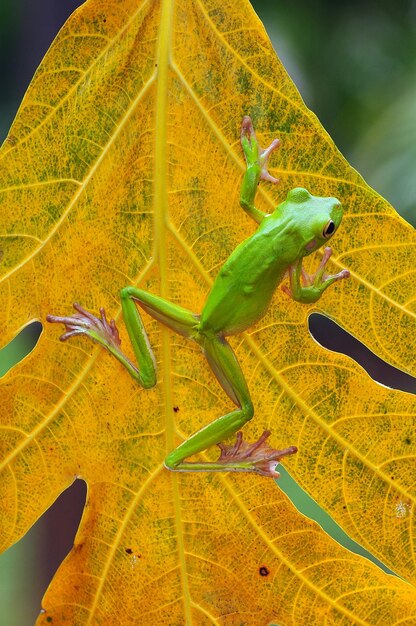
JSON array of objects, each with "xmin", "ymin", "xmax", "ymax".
[{"xmin": 0, "ymin": 0, "xmax": 415, "ymax": 623}]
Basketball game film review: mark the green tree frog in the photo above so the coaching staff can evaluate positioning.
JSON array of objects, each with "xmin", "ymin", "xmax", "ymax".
[{"xmin": 47, "ymin": 116, "xmax": 350, "ymax": 478}]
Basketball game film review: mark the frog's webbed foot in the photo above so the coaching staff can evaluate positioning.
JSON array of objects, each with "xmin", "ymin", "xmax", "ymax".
[
  {"xmin": 241, "ymin": 115, "xmax": 280, "ymax": 184},
  {"xmin": 217, "ymin": 430, "xmax": 297, "ymax": 478},
  {"xmin": 47, "ymin": 303, "xmax": 122, "ymax": 350},
  {"xmin": 282, "ymin": 247, "xmax": 350, "ymax": 303},
  {"xmin": 303, "ymin": 246, "xmax": 350, "ymax": 287}
]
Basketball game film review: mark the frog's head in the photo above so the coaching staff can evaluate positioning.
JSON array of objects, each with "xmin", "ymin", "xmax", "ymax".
[{"xmin": 284, "ymin": 187, "xmax": 343, "ymax": 256}]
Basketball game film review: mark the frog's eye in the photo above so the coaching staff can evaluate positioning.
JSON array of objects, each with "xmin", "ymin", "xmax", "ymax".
[
  {"xmin": 287, "ymin": 187, "xmax": 310, "ymax": 202},
  {"xmin": 323, "ymin": 220, "xmax": 335, "ymax": 238}
]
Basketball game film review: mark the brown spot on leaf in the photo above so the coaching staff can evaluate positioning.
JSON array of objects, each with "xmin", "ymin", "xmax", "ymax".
[{"xmin": 259, "ymin": 566, "xmax": 269, "ymax": 577}]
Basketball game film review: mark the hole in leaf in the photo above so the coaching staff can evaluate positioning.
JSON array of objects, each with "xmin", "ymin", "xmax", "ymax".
[
  {"xmin": 277, "ymin": 467, "xmax": 395, "ymax": 576},
  {"xmin": 39, "ymin": 479, "xmax": 87, "ymax": 589},
  {"xmin": 0, "ymin": 479, "xmax": 86, "ymax": 623},
  {"xmin": 0, "ymin": 321, "xmax": 42, "ymax": 377},
  {"xmin": 308, "ymin": 313, "xmax": 416, "ymax": 393}
]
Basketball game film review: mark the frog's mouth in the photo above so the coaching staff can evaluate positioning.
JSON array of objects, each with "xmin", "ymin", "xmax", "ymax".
[{"xmin": 305, "ymin": 238, "xmax": 317, "ymax": 252}]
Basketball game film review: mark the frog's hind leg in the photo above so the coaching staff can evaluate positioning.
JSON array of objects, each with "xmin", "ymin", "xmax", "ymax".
[
  {"xmin": 47, "ymin": 287, "xmax": 199, "ymax": 388},
  {"xmin": 48, "ymin": 292, "xmax": 297, "ymax": 477},
  {"xmin": 165, "ymin": 334, "xmax": 297, "ymax": 477}
]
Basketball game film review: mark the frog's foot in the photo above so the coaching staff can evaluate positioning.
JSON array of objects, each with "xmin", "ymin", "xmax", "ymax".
[
  {"xmin": 282, "ymin": 247, "xmax": 350, "ymax": 302},
  {"xmin": 48, "ymin": 303, "xmax": 154, "ymax": 386},
  {"xmin": 217, "ymin": 430, "xmax": 297, "ymax": 478},
  {"xmin": 47, "ymin": 303, "xmax": 122, "ymax": 352},
  {"xmin": 304, "ymin": 246, "xmax": 350, "ymax": 287},
  {"xmin": 241, "ymin": 115, "xmax": 280, "ymax": 183}
]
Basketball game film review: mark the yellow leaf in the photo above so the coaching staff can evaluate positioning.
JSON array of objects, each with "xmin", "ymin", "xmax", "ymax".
[{"xmin": 1, "ymin": 0, "xmax": 416, "ymax": 624}]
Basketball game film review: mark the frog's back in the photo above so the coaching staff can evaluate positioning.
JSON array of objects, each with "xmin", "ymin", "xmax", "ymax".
[{"xmin": 199, "ymin": 226, "xmax": 288, "ymax": 336}]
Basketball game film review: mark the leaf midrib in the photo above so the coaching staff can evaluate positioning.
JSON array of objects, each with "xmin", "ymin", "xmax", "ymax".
[{"xmin": 152, "ymin": 1, "xmax": 194, "ymax": 625}]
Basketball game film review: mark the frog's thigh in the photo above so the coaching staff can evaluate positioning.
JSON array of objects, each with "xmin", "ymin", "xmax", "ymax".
[
  {"xmin": 120, "ymin": 286, "xmax": 198, "ymax": 338},
  {"xmin": 202, "ymin": 334, "xmax": 253, "ymax": 414}
]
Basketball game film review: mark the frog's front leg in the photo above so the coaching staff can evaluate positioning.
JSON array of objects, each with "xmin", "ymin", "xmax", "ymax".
[
  {"xmin": 282, "ymin": 246, "xmax": 350, "ymax": 304},
  {"xmin": 165, "ymin": 332, "xmax": 297, "ymax": 477},
  {"xmin": 239, "ymin": 115, "xmax": 280, "ymax": 224}
]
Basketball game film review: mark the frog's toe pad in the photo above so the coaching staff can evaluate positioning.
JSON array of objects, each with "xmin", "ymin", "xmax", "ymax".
[{"xmin": 217, "ymin": 430, "xmax": 297, "ymax": 477}]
